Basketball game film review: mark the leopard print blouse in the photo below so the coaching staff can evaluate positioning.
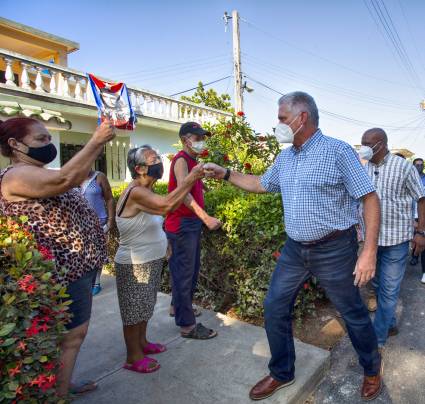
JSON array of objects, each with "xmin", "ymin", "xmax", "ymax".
[{"xmin": 0, "ymin": 166, "xmax": 107, "ymax": 285}]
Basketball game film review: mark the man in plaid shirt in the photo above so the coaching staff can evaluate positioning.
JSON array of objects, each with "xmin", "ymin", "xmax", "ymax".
[
  {"xmin": 205, "ymin": 92, "xmax": 383, "ymax": 401},
  {"xmin": 360, "ymin": 128, "xmax": 425, "ymax": 348}
]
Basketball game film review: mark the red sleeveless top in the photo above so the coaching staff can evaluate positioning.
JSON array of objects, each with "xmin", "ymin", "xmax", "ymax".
[{"xmin": 164, "ymin": 151, "xmax": 204, "ymax": 233}]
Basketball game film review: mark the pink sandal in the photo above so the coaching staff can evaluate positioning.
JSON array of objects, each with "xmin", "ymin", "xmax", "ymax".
[
  {"xmin": 143, "ymin": 342, "xmax": 167, "ymax": 355},
  {"xmin": 123, "ymin": 357, "xmax": 160, "ymax": 373}
]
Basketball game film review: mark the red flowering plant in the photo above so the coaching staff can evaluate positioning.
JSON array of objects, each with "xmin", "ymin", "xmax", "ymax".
[
  {"xmin": 0, "ymin": 216, "xmax": 70, "ymax": 403},
  {"xmin": 198, "ymin": 112, "xmax": 280, "ymax": 177}
]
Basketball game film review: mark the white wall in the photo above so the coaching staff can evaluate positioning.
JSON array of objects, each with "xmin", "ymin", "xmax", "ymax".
[
  {"xmin": 46, "ymin": 131, "xmax": 61, "ymax": 170},
  {"xmin": 131, "ymin": 125, "xmax": 180, "ymax": 181}
]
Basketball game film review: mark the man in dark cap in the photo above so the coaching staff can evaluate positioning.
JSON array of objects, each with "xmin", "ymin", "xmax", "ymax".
[{"xmin": 164, "ymin": 121, "xmax": 221, "ymax": 339}]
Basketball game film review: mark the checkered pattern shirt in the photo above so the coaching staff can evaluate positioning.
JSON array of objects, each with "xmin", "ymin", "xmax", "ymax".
[
  {"xmin": 364, "ymin": 153, "xmax": 425, "ymax": 246},
  {"xmin": 260, "ymin": 130, "xmax": 375, "ymax": 242}
]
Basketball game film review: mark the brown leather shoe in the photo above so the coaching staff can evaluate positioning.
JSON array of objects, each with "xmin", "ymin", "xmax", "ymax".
[
  {"xmin": 361, "ymin": 359, "xmax": 384, "ymax": 401},
  {"xmin": 249, "ymin": 375, "xmax": 295, "ymax": 401}
]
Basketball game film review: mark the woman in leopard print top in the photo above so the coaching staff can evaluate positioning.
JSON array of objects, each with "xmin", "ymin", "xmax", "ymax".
[{"xmin": 0, "ymin": 117, "xmax": 115, "ymax": 397}]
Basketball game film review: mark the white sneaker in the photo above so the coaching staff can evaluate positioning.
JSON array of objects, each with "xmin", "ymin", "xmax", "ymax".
[{"xmin": 421, "ymin": 273, "xmax": 425, "ymax": 284}]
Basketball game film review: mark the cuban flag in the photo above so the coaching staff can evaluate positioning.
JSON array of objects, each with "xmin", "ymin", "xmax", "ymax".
[{"xmin": 88, "ymin": 74, "xmax": 136, "ymax": 130}]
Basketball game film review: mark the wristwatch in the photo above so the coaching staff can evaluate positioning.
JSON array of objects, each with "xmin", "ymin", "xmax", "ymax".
[
  {"xmin": 223, "ymin": 168, "xmax": 231, "ymax": 181},
  {"xmin": 415, "ymin": 229, "xmax": 425, "ymax": 237}
]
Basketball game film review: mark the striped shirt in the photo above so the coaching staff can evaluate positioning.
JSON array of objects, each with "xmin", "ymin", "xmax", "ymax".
[
  {"xmin": 364, "ymin": 153, "xmax": 425, "ymax": 246},
  {"xmin": 260, "ymin": 129, "xmax": 375, "ymax": 242}
]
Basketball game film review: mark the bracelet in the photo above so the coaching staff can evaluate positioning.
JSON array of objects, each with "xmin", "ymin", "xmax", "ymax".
[{"xmin": 223, "ymin": 168, "xmax": 231, "ymax": 181}]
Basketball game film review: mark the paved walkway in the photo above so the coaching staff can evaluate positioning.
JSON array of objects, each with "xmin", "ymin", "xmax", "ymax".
[
  {"xmin": 314, "ymin": 262, "xmax": 425, "ymax": 404},
  {"xmin": 74, "ymin": 275, "xmax": 329, "ymax": 404}
]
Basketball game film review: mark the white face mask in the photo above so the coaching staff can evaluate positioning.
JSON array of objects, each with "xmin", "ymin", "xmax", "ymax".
[
  {"xmin": 190, "ymin": 140, "xmax": 206, "ymax": 153},
  {"xmin": 274, "ymin": 115, "xmax": 303, "ymax": 144},
  {"xmin": 358, "ymin": 141, "xmax": 382, "ymax": 161}
]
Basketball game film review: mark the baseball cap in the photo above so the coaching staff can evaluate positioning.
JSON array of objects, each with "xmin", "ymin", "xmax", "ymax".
[{"xmin": 179, "ymin": 121, "xmax": 211, "ymax": 137}]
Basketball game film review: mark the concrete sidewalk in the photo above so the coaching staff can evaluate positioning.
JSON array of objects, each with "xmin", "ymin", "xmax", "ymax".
[
  {"xmin": 74, "ymin": 275, "xmax": 329, "ymax": 404},
  {"xmin": 314, "ymin": 262, "xmax": 425, "ymax": 404}
]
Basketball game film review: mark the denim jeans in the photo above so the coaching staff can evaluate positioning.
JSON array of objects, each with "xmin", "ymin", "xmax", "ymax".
[
  {"xmin": 264, "ymin": 228, "xmax": 380, "ymax": 382},
  {"xmin": 373, "ymin": 241, "xmax": 409, "ymax": 346},
  {"xmin": 166, "ymin": 218, "xmax": 202, "ymax": 327}
]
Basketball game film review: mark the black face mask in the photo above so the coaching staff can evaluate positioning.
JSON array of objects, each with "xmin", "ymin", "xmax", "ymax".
[
  {"xmin": 18, "ymin": 142, "xmax": 57, "ymax": 165},
  {"xmin": 147, "ymin": 162, "xmax": 164, "ymax": 180}
]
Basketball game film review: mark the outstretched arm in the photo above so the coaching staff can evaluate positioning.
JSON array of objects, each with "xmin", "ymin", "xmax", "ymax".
[{"xmin": 204, "ymin": 163, "xmax": 266, "ymax": 194}]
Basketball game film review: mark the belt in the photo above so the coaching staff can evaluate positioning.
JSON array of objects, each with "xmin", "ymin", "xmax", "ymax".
[{"xmin": 298, "ymin": 227, "xmax": 354, "ymax": 247}]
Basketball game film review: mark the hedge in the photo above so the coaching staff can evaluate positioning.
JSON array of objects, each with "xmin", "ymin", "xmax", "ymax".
[{"xmin": 109, "ymin": 183, "xmax": 324, "ymax": 323}]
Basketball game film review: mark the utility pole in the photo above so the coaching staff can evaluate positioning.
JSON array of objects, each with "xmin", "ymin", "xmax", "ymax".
[
  {"xmin": 232, "ymin": 10, "xmax": 243, "ymax": 112},
  {"xmin": 224, "ymin": 10, "xmax": 243, "ymax": 112}
]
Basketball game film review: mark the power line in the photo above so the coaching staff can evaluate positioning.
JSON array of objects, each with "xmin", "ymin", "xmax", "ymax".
[
  {"xmin": 396, "ymin": 0, "xmax": 425, "ymax": 72},
  {"xmin": 169, "ymin": 75, "xmax": 233, "ymax": 97},
  {"xmin": 110, "ymin": 54, "xmax": 230, "ymax": 79},
  {"xmin": 242, "ymin": 53, "xmax": 417, "ymax": 111},
  {"xmin": 363, "ymin": 0, "xmax": 424, "ymax": 93},
  {"xmin": 239, "ymin": 16, "xmax": 417, "ymax": 90},
  {"xmin": 245, "ymin": 74, "xmax": 423, "ymax": 130}
]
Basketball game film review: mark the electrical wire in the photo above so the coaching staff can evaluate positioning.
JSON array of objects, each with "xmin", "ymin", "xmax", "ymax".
[
  {"xmin": 363, "ymin": 0, "xmax": 424, "ymax": 93},
  {"xmin": 245, "ymin": 74, "xmax": 424, "ymax": 130},
  {"xmin": 396, "ymin": 0, "xmax": 425, "ymax": 72},
  {"xmin": 242, "ymin": 53, "xmax": 417, "ymax": 111},
  {"xmin": 110, "ymin": 54, "xmax": 230, "ymax": 79},
  {"xmin": 239, "ymin": 17, "xmax": 417, "ymax": 90},
  {"xmin": 169, "ymin": 75, "xmax": 233, "ymax": 96}
]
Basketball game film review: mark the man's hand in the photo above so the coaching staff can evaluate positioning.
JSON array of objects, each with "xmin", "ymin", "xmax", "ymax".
[
  {"xmin": 353, "ymin": 249, "xmax": 376, "ymax": 287},
  {"xmin": 203, "ymin": 216, "xmax": 222, "ymax": 231},
  {"xmin": 204, "ymin": 163, "xmax": 226, "ymax": 179},
  {"xmin": 412, "ymin": 233, "xmax": 425, "ymax": 255}
]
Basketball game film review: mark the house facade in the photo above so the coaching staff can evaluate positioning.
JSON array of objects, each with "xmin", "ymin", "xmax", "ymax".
[{"xmin": 0, "ymin": 17, "xmax": 231, "ymax": 184}]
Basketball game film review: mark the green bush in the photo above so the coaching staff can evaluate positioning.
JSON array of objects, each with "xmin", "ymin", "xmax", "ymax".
[
  {"xmin": 109, "ymin": 183, "xmax": 325, "ymax": 322},
  {"xmin": 0, "ymin": 216, "xmax": 70, "ymax": 403}
]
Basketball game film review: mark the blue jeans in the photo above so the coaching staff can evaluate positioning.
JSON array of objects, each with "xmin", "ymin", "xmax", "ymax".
[
  {"xmin": 264, "ymin": 228, "xmax": 380, "ymax": 382},
  {"xmin": 167, "ymin": 218, "xmax": 202, "ymax": 327},
  {"xmin": 373, "ymin": 241, "xmax": 409, "ymax": 346}
]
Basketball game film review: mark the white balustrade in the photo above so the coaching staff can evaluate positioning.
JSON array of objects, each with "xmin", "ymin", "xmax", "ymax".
[
  {"xmin": 1, "ymin": 50, "xmax": 231, "ymax": 124},
  {"xmin": 20, "ymin": 62, "xmax": 31, "ymax": 90},
  {"xmin": 61, "ymin": 74, "xmax": 70, "ymax": 97},
  {"xmin": 49, "ymin": 70, "xmax": 57, "ymax": 94},
  {"xmin": 4, "ymin": 58, "xmax": 16, "ymax": 86},
  {"xmin": 35, "ymin": 67, "xmax": 45, "ymax": 92},
  {"xmin": 74, "ymin": 77, "xmax": 83, "ymax": 100}
]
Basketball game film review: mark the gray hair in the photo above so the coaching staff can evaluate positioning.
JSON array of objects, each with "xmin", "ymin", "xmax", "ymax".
[
  {"xmin": 278, "ymin": 91, "xmax": 319, "ymax": 127},
  {"xmin": 127, "ymin": 144, "xmax": 153, "ymax": 179}
]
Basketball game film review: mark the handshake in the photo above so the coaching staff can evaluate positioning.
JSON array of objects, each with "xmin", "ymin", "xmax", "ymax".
[{"xmin": 190, "ymin": 163, "xmax": 228, "ymax": 181}]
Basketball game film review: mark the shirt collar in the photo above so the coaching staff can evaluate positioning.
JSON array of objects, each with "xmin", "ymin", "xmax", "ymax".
[
  {"xmin": 290, "ymin": 129, "xmax": 323, "ymax": 155},
  {"xmin": 370, "ymin": 151, "xmax": 391, "ymax": 167}
]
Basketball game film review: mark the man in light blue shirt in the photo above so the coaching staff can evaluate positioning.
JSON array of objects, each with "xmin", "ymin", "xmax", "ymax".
[{"xmin": 204, "ymin": 91, "xmax": 382, "ymax": 401}]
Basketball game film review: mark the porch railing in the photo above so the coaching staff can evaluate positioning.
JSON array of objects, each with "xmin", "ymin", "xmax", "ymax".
[{"xmin": 0, "ymin": 49, "xmax": 232, "ymax": 124}]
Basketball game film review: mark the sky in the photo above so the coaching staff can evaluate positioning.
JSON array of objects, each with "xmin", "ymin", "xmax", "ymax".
[{"xmin": 3, "ymin": 0, "xmax": 425, "ymax": 154}]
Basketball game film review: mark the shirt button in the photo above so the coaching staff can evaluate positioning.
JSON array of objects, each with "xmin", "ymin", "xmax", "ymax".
[{"xmin": 293, "ymin": 196, "xmax": 296, "ymax": 200}]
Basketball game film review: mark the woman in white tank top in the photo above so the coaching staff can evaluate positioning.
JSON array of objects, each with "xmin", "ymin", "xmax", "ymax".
[{"xmin": 115, "ymin": 145, "xmax": 203, "ymax": 374}]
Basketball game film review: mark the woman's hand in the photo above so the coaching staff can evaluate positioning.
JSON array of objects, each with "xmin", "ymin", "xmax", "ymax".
[
  {"xmin": 187, "ymin": 163, "xmax": 205, "ymax": 182},
  {"xmin": 166, "ymin": 242, "xmax": 172, "ymax": 260},
  {"xmin": 92, "ymin": 120, "xmax": 116, "ymax": 146}
]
